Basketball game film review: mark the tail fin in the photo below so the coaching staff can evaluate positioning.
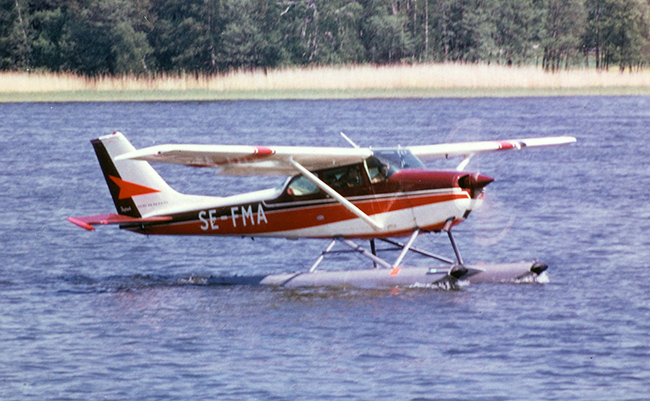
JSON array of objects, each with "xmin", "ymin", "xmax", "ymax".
[{"xmin": 92, "ymin": 132, "xmax": 180, "ymax": 217}]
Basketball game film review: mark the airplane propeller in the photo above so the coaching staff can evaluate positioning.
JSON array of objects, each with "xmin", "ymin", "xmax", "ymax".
[
  {"xmin": 458, "ymin": 172, "xmax": 494, "ymax": 198},
  {"xmin": 440, "ymin": 118, "xmax": 519, "ymax": 247}
]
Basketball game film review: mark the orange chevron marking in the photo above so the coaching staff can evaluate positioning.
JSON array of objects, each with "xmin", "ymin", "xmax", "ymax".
[{"xmin": 109, "ymin": 176, "xmax": 160, "ymax": 199}]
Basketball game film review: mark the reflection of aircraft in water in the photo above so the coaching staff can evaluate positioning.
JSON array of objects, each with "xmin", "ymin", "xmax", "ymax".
[{"xmin": 68, "ymin": 132, "xmax": 576, "ymax": 289}]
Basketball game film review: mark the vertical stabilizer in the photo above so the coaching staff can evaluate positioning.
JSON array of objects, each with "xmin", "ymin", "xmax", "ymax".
[{"xmin": 91, "ymin": 132, "xmax": 180, "ymax": 217}]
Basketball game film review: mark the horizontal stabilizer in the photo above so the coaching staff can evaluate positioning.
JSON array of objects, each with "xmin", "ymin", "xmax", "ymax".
[{"xmin": 67, "ymin": 213, "xmax": 172, "ymax": 231}]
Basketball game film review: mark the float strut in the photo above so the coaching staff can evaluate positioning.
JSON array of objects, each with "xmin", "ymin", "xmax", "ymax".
[
  {"xmin": 340, "ymin": 239, "xmax": 393, "ymax": 269},
  {"xmin": 444, "ymin": 219, "xmax": 464, "ymax": 266},
  {"xmin": 309, "ymin": 239, "xmax": 337, "ymax": 273},
  {"xmin": 447, "ymin": 230, "xmax": 464, "ymax": 266},
  {"xmin": 392, "ymin": 229, "xmax": 420, "ymax": 268},
  {"xmin": 370, "ymin": 239, "xmax": 378, "ymax": 268},
  {"xmin": 379, "ymin": 238, "xmax": 455, "ymax": 265}
]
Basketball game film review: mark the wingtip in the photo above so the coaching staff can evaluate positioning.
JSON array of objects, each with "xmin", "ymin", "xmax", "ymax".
[
  {"xmin": 67, "ymin": 217, "xmax": 95, "ymax": 231},
  {"xmin": 519, "ymin": 136, "xmax": 578, "ymax": 148}
]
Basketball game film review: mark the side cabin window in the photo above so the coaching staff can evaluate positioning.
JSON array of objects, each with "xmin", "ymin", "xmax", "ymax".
[
  {"xmin": 321, "ymin": 165, "xmax": 364, "ymax": 190},
  {"xmin": 286, "ymin": 164, "xmax": 366, "ymax": 198},
  {"xmin": 287, "ymin": 175, "xmax": 319, "ymax": 196}
]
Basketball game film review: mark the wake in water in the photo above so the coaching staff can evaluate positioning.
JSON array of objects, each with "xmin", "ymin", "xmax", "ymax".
[
  {"xmin": 409, "ymin": 279, "xmax": 471, "ymax": 291},
  {"xmin": 514, "ymin": 271, "xmax": 550, "ymax": 284}
]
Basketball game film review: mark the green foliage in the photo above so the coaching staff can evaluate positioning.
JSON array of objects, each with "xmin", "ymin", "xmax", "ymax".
[
  {"xmin": 148, "ymin": 0, "xmax": 224, "ymax": 73},
  {"xmin": 111, "ymin": 21, "xmax": 151, "ymax": 74},
  {"xmin": 1, "ymin": 0, "xmax": 32, "ymax": 69},
  {"xmin": 493, "ymin": 0, "xmax": 544, "ymax": 65},
  {"xmin": 218, "ymin": 0, "xmax": 275, "ymax": 69},
  {"xmin": 429, "ymin": 0, "xmax": 492, "ymax": 62},
  {"xmin": 2, "ymin": 0, "xmax": 650, "ymax": 75},
  {"xmin": 31, "ymin": 7, "xmax": 67, "ymax": 70},
  {"xmin": 541, "ymin": 0, "xmax": 587, "ymax": 71},
  {"xmin": 363, "ymin": 0, "xmax": 414, "ymax": 63},
  {"xmin": 583, "ymin": 0, "xmax": 650, "ymax": 70},
  {"xmin": 604, "ymin": 0, "xmax": 650, "ymax": 69}
]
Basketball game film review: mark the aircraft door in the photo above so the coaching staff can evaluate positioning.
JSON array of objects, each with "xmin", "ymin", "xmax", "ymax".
[{"xmin": 364, "ymin": 156, "xmax": 416, "ymax": 232}]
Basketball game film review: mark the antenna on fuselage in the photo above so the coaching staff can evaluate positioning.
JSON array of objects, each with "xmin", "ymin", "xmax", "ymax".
[{"xmin": 340, "ymin": 132, "xmax": 360, "ymax": 148}]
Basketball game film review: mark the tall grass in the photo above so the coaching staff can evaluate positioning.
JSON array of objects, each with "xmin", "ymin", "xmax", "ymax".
[{"xmin": 3, "ymin": 63, "xmax": 650, "ymax": 96}]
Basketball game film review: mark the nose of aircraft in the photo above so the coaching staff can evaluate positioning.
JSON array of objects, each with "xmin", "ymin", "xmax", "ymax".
[
  {"xmin": 472, "ymin": 173, "xmax": 495, "ymax": 190},
  {"xmin": 458, "ymin": 173, "xmax": 494, "ymax": 197}
]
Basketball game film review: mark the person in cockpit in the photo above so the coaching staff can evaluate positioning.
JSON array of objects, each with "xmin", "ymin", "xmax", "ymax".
[{"xmin": 345, "ymin": 166, "xmax": 362, "ymax": 187}]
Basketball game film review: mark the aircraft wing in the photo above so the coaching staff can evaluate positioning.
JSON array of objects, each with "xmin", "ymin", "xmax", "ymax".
[
  {"xmin": 116, "ymin": 144, "xmax": 373, "ymax": 176},
  {"xmin": 407, "ymin": 136, "xmax": 577, "ymax": 160},
  {"xmin": 116, "ymin": 136, "xmax": 575, "ymax": 175}
]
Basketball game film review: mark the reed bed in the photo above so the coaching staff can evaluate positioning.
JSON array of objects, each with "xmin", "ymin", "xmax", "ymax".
[{"xmin": 3, "ymin": 63, "xmax": 650, "ymax": 100}]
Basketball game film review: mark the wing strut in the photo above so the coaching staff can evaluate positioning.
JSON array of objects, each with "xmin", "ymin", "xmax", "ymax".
[
  {"xmin": 456, "ymin": 154, "xmax": 474, "ymax": 171},
  {"xmin": 340, "ymin": 132, "xmax": 360, "ymax": 148},
  {"xmin": 289, "ymin": 159, "xmax": 383, "ymax": 231}
]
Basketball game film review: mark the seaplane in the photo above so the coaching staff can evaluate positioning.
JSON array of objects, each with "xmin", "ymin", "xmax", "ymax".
[{"xmin": 68, "ymin": 131, "xmax": 576, "ymax": 289}]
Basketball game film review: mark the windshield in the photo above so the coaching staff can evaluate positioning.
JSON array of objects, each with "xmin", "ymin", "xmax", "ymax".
[
  {"xmin": 366, "ymin": 149, "xmax": 425, "ymax": 182},
  {"xmin": 373, "ymin": 148, "xmax": 425, "ymax": 171}
]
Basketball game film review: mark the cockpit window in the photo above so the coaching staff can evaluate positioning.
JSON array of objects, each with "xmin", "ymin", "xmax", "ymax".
[
  {"xmin": 366, "ymin": 149, "xmax": 425, "ymax": 182},
  {"xmin": 374, "ymin": 149, "xmax": 425, "ymax": 170},
  {"xmin": 286, "ymin": 164, "xmax": 366, "ymax": 197},
  {"xmin": 322, "ymin": 165, "xmax": 364, "ymax": 190},
  {"xmin": 365, "ymin": 156, "xmax": 391, "ymax": 183},
  {"xmin": 285, "ymin": 150, "xmax": 422, "ymax": 196}
]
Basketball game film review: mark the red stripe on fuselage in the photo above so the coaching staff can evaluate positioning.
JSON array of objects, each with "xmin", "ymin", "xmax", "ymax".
[{"xmin": 133, "ymin": 191, "xmax": 469, "ymax": 237}]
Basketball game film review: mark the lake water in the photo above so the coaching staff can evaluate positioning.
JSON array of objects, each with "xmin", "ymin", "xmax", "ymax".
[{"xmin": 1, "ymin": 97, "xmax": 649, "ymax": 400}]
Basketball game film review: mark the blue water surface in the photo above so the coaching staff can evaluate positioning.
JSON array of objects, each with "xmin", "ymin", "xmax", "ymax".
[{"xmin": 1, "ymin": 97, "xmax": 649, "ymax": 400}]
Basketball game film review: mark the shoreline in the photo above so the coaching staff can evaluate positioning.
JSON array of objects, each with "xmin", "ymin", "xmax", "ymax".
[{"xmin": 3, "ymin": 86, "xmax": 650, "ymax": 103}]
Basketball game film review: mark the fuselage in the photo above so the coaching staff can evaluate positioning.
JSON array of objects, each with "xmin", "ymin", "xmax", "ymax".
[{"xmin": 124, "ymin": 151, "xmax": 493, "ymax": 239}]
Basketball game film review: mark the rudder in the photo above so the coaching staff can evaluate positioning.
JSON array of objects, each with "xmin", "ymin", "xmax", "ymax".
[{"xmin": 92, "ymin": 132, "xmax": 180, "ymax": 217}]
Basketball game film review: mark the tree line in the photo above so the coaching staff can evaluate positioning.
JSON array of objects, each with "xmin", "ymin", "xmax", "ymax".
[{"xmin": 2, "ymin": 0, "xmax": 650, "ymax": 76}]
